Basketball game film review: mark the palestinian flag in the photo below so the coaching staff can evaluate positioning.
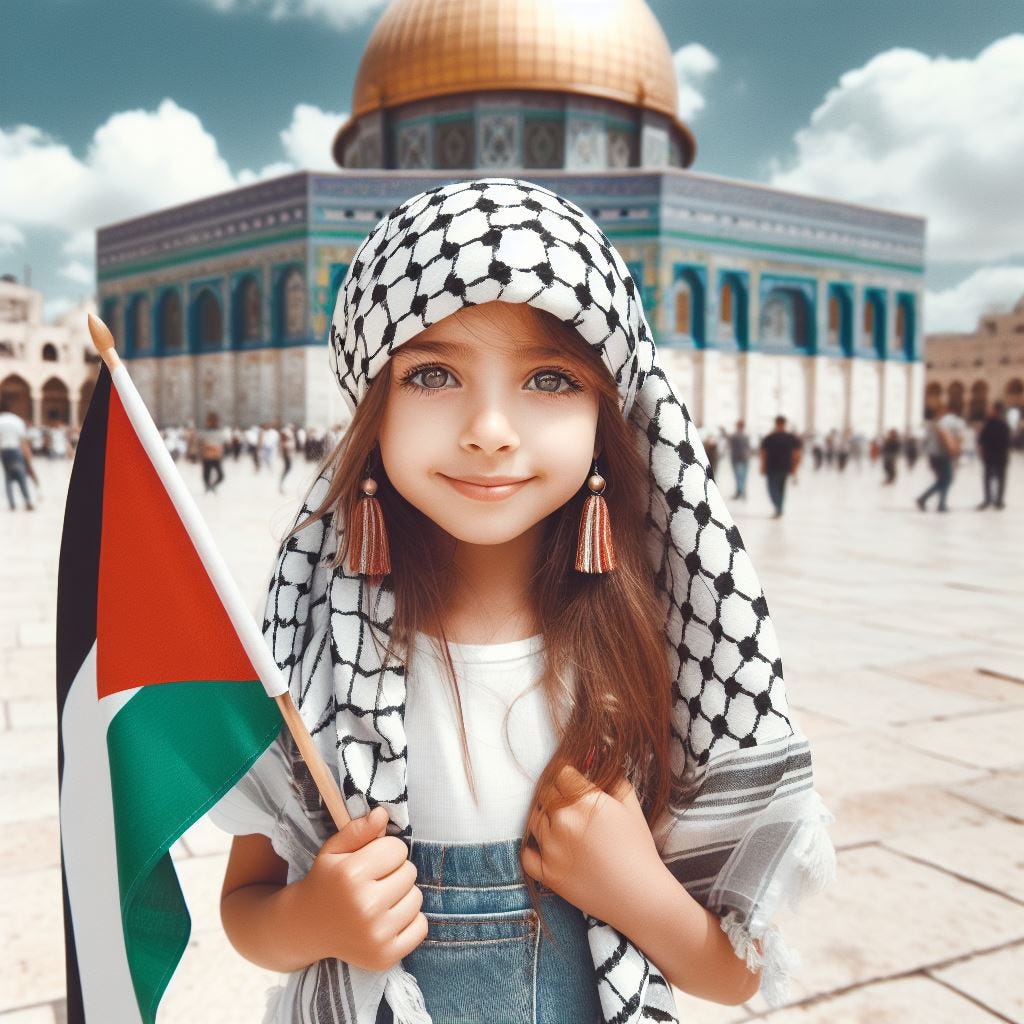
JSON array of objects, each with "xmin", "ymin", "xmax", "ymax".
[{"xmin": 56, "ymin": 363, "xmax": 285, "ymax": 1023}]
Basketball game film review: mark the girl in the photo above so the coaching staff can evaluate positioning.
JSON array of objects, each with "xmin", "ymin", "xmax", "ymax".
[{"xmin": 210, "ymin": 178, "xmax": 834, "ymax": 1024}]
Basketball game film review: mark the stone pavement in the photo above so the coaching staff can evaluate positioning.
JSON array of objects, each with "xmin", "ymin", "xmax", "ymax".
[{"xmin": 1, "ymin": 450, "xmax": 1022, "ymax": 1023}]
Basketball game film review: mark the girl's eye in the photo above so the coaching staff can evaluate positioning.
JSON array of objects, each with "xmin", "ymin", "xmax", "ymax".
[
  {"xmin": 405, "ymin": 365, "xmax": 454, "ymax": 390},
  {"xmin": 528, "ymin": 370, "xmax": 582, "ymax": 394}
]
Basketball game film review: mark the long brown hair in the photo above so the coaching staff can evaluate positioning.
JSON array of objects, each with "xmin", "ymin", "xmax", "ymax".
[{"xmin": 301, "ymin": 304, "xmax": 674, "ymax": 925}]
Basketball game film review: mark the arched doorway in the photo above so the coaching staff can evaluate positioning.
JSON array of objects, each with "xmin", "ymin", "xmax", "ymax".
[
  {"xmin": 759, "ymin": 286, "xmax": 813, "ymax": 350},
  {"xmin": 1005, "ymin": 378, "xmax": 1023, "ymax": 411},
  {"xmin": 968, "ymin": 381, "xmax": 989, "ymax": 423},
  {"xmin": 78, "ymin": 379, "xmax": 96, "ymax": 425},
  {"xmin": 0, "ymin": 374, "xmax": 33, "ymax": 423},
  {"xmin": 157, "ymin": 290, "xmax": 183, "ymax": 353},
  {"xmin": 41, "ymin": 377, "xmax": 71, "ymax": 425},
  {"xmin": 233, "ymin": 275, "xmax": 263, "ymax": 345},
  {"xmin": 947, "ymin": 381, "xmax": 965, "ymax": 416},
  {"xmin": 925, "ymin": 381, "xmax": 943, "ymax": 418},
  {"xmin": 192, "ymin": 288, "xmax": 223, "ymax": 350}
]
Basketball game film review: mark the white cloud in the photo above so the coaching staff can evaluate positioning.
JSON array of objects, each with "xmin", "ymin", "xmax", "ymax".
[
  {"xmin": 769, "ymin": 35, "xmax": 1024, "ymax": 264},
  {"xmin": 193, "ymin": 0, "xmax": 388, "ymax": 29},
  {"xmin": 61, "ymin": 229, "xmax": 94, "ymax": 258},
  {"xmin": 44, "ymin": 296, "xmax": 76, "ymax": 322},
  {"xmin": 60, "ymin": 260, "xmax": 95, "ymax": 286},
  {"xmin": 0, "ymin": 223, "xmax": 25, "ymax": 255},
  {"xmin": 279, "ymin": 102, "xmax": 347, "ymax": 170},
  {"xmin": 0, "ymin": 99, "xmax": 236, "ymax": 235},
  {"xmin": 673, "ymin": 43, "xmax": 719, "ymax": 121},
  {"xmin": 925, "ymin": 265, "xmax": 1024, "ymax": 333}
]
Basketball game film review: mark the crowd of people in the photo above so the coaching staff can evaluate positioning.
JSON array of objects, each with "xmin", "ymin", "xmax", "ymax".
[
  {"xmin": 699, "ymin": 402, "xmax": 1020, "ymax": 517},
  {"xmin": 1, "ymin": 396, "xmax": 1019, "ymax": 517},
  {"xmin": 159, "ymin": 416, "xmax": 349, "ymax": 495}
]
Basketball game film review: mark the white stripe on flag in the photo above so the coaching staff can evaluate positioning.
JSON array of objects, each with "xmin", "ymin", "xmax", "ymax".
[{"xmin": 60, "ymin": 640, "xmax": 144, "ymax": 1024}]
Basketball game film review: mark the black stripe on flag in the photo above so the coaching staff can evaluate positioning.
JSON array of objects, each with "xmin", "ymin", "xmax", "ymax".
[{"xmin": 56, "ymin": 364, "xmax": 111, "ymax": 1024}]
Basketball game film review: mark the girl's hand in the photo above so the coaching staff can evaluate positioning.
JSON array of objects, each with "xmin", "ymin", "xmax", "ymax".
[
  {"xmin": 295, "ymin": 807, "xmax": 428, "ymax": 971},
  {"xmin": 520, "ymin": 765, "xmax": 664, "ymax": 930}
]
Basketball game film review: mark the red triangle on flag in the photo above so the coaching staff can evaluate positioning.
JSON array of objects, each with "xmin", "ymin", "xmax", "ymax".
[{"xmin": 96, "ymin": 387, "xmax": 257, "ymax": 700}]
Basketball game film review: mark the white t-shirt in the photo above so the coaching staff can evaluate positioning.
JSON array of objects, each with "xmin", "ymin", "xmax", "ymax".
[
  {"xmin": 0, "ymin": 411, "xmax": 27, "ymax": 451},
  {"xmin": 405, "ymin": 633, "xmax": 564, "ymax": 843}
]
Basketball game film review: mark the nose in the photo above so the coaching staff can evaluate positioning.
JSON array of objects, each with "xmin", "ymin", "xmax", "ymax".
[{"xmin": 459, "ymin": 401, "xmax": 520, "ymax": 456}]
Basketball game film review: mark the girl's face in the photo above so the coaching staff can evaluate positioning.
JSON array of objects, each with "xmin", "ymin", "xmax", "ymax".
[{"xmin": 379, "ymin": 301, "xmax": 599, "ymax": 548}]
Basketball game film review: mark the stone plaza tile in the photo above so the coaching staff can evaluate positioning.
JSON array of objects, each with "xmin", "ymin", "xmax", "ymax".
[
  {"xmin": 751, "ymin": 975, "xmax": 1006, "ymax": 1023},
  {"xmin": 788, "ymin": 668, "xmax": 998, "ymax": 727},
  {"xmin": 744, "ymin": 845, "xmax": 1024, "ymax": 1006},
  {"xmin": 0, "ymin": 868, "xmax": 63, "ymax": 1011},
  {"xmin": 932, "ymin": 943, "xmax": 1024, "ymax": 1022},
  {"xmin": 0, "ymin": 1007, "xmax": 57, "ymax": 1024},
  {"xmin": 0, "ymin": 819, "xmax": 59, "ymax": 876},
  {"xmin": 883, "ymin": 820, "xmax": 1024, "ymax": 903},
  {"xmin": 951, "ymin": 770, "xmax": 1024, "ymax": 822},
  {"xmin": 16, "ymin": 624, "xmax": 56, "ymax": 649},
  {"xmin": 885, "ymin": 655, "xmax": 1024, "ymax": 704},
  {"xmin": 827, "ymin": 783, "xmax": 995, "ymax": 849},
  {"xmin": 7, "ymin": 699, "xmax": 55, "ymax": 732},
  {"xmin": 890, "ymin": 707, "xmax": 1024, "ymax": 772},
  {"xmin": 808, "ymin": 730, "xmax": 982, "ymax": 804},
  {"xmin": 0, "ymin": 730, "xmax": 59, "ymax": 825},
  {"xmin": 1, "ymin": 648, "xmax": 57, "ymax": 702},
  {"xmin": 160, "ymin": 925, "xmax": 278, "ymax": 1024}
]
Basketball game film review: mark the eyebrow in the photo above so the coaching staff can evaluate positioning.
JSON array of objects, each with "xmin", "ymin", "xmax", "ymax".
[{"xmin": 394, "ymin": 339, "xmax": 569, "ymax": 361}]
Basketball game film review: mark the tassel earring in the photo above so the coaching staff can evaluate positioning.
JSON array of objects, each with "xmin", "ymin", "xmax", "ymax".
[
  {"xmin": 575, "ymin": 462, "xmax": 616, "ymax": 573},
  {"xmin": 349, "ymin": 473, "xmax": 391, "ymax": 576}
]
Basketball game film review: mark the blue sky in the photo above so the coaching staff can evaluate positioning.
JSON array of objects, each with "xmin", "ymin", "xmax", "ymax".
[{"xmin": 3, "ymin": 0, "xmax": 1023, "ymax": 330}]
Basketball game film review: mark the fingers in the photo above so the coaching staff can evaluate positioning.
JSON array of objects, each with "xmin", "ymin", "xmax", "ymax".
[
  {"xmin": 520, "ymin": 841, "xmax": 546, "ymax": 884},
  {"xmin": 388, "ymin": 903, "xmax": 429, "ymax": 963},
  {"xmin": 374, "ymin": 858, "xmax": 418, "ymax": 910},
  {"xmin": 348, "ymin": 835, "xmax": 411, "ymax": 881},
  {"xmin": 321, "ymin": 807, "xmax": 389, "ymax": 855}
]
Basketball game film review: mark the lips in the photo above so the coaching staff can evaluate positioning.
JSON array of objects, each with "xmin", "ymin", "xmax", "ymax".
[{"xmin": 439, "ymin": 473, "xmax": 533, "ymax": 502}]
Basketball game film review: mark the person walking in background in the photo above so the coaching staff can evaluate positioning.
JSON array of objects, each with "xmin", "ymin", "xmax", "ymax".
[
  {"xmin": 199, "ymin": 411, "xmax": 229, "ymax": 495},
  {"xmin": 278, "ymin": 424, "xmax": 295, "ymax": 494},
  {"xmin": 977, "ymin": 401, "xmax": 1011, "ymax": 510},
  {"xmin": 904, "ymin": 432, "xmax": 920, "ymax": 471},
  {"xmin": 703, "ymin": 428, "xmax": 720, "ymax": 483},
  {"xmin": 916, "ymin": 402, "xmax": 965, "ymax": 512},
  {"xmin": 258, "ymin": 422, "xmax": 280, "ymax": 471},
  {"xmin": 0, "ymin": 397, "xmax": 36, "ymax": 511},
  {"xmin": 881, "ymin": 429, "xmax": 901, "ymax": 485},
  {"xmin": 727, "ymin": 419, "xmax": 752, "ymax": 499},
  {"xmin": 760, "ymin": 415, "xmax": 802, "ymax": 518}
]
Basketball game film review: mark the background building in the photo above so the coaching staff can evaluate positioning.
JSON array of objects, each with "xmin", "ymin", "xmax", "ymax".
[
  {"xmin": 0, "ymin": 275, "xmax": 99, "ymax": 427},
  {"xmin": 924, "ymin": 293, "xmax": 1024, "ymax": 422},
  {"xmin": 97, "ymin": 0, "xmax": 925, "ymax": 435}
]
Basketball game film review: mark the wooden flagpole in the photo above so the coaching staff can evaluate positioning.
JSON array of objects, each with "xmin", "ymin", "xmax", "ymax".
[{"xmin": 85, "ymin": 313, "xmax": 352, "ymax": 831}]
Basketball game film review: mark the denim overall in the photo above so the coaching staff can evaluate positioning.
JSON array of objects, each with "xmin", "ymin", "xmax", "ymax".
[{"xmin": 376, "ymin": 836, "xmax": 602, "ymax": 1024}]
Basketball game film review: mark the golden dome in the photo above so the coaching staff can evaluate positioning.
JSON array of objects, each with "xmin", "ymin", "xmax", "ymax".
[{"xmin": 334, "ymin": 0, "xmax": 694, "ymax": 165}]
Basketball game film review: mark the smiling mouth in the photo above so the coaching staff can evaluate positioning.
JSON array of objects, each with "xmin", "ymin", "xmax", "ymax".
[{"xmin": 439, "ymin": 474, "xmax": 533, "ymax": 501}]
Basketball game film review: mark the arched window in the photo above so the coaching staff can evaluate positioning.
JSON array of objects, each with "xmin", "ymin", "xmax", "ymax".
[
  {"xmin": 128, "ymin": 295, "xmax": 152, "ymax": 355},
  {"xmin": 863, "ymin": 299, "xmax": 873, "ymax": 336},
  {"xmin": 828, "ymin": 295, "xmax": 839, "ymax": 344},
  {"xmin": 283, "ymin": 269, "xmax": 305, "ymax": 340},
  {"xmin": 78, "ymin": 378, "xmax": 96, "ymax": 425},
  {"xmin": 719, "ymin": 281, "xmax": 733, "ymax": 329},
  {"xmin": 241, "ymin": 277, "xmax": 262, "ymax": 342},
  {"xmin": 157, "ymin": 291, "xmax": 183, "ymax": 352},
  {"xmin": 42, "ymin": 343, "xmax": 58, "ymax": 362},
  {"xmin": 193, "ymin": 288, "xmax": 223, "ymax": 350},
  {"xmin": 1006, "ymin": 378, "xmax": 1024, "ymax": 408},
  {"xmin": 675, "ymin": 282, "xmax": 691, "ymax": 335},
  {"xmin": 101, "ymin": 298, "xmax": 121, "ymax": 342},
  {"xmin": 862, "ymin": 290, "xmax": 886, "ymax": 355}
]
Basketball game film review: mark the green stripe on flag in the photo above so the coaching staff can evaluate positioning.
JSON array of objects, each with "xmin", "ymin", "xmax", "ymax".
[{"xmin": 106, "ymin": 680, "xmax": 282, "ymax": 1023}]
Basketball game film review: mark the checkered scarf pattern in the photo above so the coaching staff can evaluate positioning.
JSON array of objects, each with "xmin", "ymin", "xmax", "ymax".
[{"xmin": 264, "ymin": 179, "xmax": 835, "ymax": 1022}]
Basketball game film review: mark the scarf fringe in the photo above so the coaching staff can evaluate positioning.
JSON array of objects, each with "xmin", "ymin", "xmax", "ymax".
[
  {"xmin": 385, "ymin": 963, "xmax": 432, "ymax": 1023},
  {"xmin": 719, "ymin": 811, "xmax": 836, "ymax": 1008}
]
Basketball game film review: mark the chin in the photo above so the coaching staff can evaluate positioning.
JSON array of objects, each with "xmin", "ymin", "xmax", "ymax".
[{"xmin": 430, "ymin": 515, "xmax": 540, "ymax": 548}]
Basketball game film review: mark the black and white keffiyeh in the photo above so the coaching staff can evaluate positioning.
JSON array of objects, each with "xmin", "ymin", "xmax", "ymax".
[{"xmin": 258, "ymin": 178, "xmax": 835, "ymax": 1022}]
